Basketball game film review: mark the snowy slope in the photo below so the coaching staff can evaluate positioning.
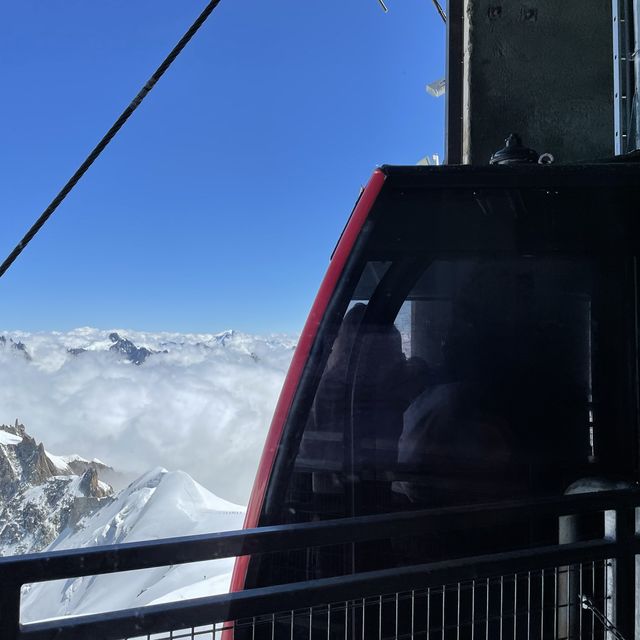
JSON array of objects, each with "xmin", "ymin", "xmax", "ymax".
[
  {"xmin": 0, "ymin": 328, "xmax": 294, "ymax": 502},
  {"xmin": 21, "ymin": 467, "xmax": 245, "ymax": 623}
]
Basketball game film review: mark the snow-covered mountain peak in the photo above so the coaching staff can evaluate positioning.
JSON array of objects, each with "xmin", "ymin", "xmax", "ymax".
[
  {"xmin": 51, "ymin": 466, "xmax": 244, "ymax": 552},
  {"xmin": 129, "ymin": 466, "xmax": 169, "ymax": 491},
  {"xmin": 22, "ymin": 465, "xmax": 245, "ymax": 623}
]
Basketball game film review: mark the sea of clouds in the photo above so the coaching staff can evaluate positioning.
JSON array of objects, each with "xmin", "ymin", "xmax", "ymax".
[{"xmin": 0, "ymin": 328, "xmax": 295, "ymax": 504}]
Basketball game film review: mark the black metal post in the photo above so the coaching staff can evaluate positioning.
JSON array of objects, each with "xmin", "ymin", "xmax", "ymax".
[
  {"xmin": 614, "ymin": 507, "xmax": 636, "ymax": 639},
  {"xmin": 0, "ymin": 585, "xmax": 21, "ymax": 640}
]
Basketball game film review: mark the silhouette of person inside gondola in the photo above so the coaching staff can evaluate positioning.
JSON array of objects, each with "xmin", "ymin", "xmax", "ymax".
[
  {"xmin": 397, "ymin": 271, "xmax": 518, "ymax": 505},
  {"xmin": 307, "ymin": 303, "xmax": 428, "ymax": 504},
  {"xmin": 393, "ymin": 266, "xmax": 535, "ymax": 565},
  {"xmin": 302, "ymin": 302, "xmax": 428, "ymax": 576},
  {"xmin": 396, "ymin": 263, "xmax": 590, "ymax": 561}
]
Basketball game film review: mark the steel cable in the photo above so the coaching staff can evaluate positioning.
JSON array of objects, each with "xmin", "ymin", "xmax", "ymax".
[
  {"xmin": 376, "ymin": 0, "xmax": 445, "ymax": 22},
  {"xmin": 581, "ymin": 595, "xmax": 628, "ymax": 640},
  {"xmin": 431, "ymin": 0, "xmax": 447, "ymax": 23},
  {"xmin": 0, "ymin": 0, "xmax": 223, "ymax": 281}
]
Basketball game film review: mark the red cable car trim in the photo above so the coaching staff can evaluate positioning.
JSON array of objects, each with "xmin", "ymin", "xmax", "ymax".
[{"xmin": 229, "ymin": 169, "xmax": 386, "ymax": 593}]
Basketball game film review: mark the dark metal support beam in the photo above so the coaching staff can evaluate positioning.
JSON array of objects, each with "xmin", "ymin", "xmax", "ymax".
[
  {"xmin": 613, "ymin": 507, "xmax": 636, "ymax": 638},
  {"xmin": 445, "ymin": 0, "xmax": 463, "ymax": 164},
  {"xmin": 458, "ymin": 0, "xmax": 614, "ymax": 163}
]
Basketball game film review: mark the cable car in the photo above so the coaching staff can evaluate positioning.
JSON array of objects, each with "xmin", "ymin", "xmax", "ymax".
[{"xmin": 230, "ymin": 162, "xmax": 640, "ymax": 598}]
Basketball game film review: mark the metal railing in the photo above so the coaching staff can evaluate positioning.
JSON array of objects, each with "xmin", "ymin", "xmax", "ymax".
[{"xmin": 1, "ymin": 489, "xmax": 638, "ymax": 640}]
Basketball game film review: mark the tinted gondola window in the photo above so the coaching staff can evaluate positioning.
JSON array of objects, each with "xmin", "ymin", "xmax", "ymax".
[
  {"xmin": 292, "ymin": 257, "xmax": 609, "ymax": 515},
  {"xmin": 252, "ymin": 252, "xmax": 636, "ymax": 584}
]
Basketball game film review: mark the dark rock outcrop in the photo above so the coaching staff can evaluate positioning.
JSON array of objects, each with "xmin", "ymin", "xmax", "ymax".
[
  {"xmin": 109, "ymin": 332, "xmax": 152, "ymax": 365},
  {"xmin": 79, "ymin": 467, "xmax": 109, "ymax": 499},
  {"xmin": 16, "ymin": 436, "xmax": 59, "ymax": 485},
  {"xmin": 0, "ymin": 336, "xmax": 31, "ymax": 360}
]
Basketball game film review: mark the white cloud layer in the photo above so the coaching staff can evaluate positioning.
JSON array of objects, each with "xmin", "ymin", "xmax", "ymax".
[{"xmin": 0, "ymin": 328, "xmax": 295, "ymax": 504}]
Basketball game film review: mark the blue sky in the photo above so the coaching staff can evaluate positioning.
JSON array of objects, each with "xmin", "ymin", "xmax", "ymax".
[{"xmin": 0, "ymin": 0, "xmax": 445, "ymax": 334}]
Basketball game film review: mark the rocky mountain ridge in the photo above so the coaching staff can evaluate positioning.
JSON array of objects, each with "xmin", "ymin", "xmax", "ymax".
[
  {"xmin": 68, "ymin": 331, "xmax": 159, "ymax": 365},
  {"xmin": 0, "ymin": 421, "xmax": 113, "ymax": 556}
]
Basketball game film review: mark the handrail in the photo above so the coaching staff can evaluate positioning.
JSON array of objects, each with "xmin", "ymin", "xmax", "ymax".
[{"xmin": 2, "ymin": 488, "xmax": 637, "ymax": 584}]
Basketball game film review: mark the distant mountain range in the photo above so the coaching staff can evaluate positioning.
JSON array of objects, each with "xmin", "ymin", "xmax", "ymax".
[
  {"xmin": 1, "ymin": 327, "xmax": 295, "ymax": 367},
  {"xmin": 0, "ymin": 328, "xmax": 295, "ymax": 502}
]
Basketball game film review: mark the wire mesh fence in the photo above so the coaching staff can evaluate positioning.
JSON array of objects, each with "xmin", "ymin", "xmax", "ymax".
[{"xmin": 117, "ymin": 559, "xmax": 614, "ymax": 640}]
